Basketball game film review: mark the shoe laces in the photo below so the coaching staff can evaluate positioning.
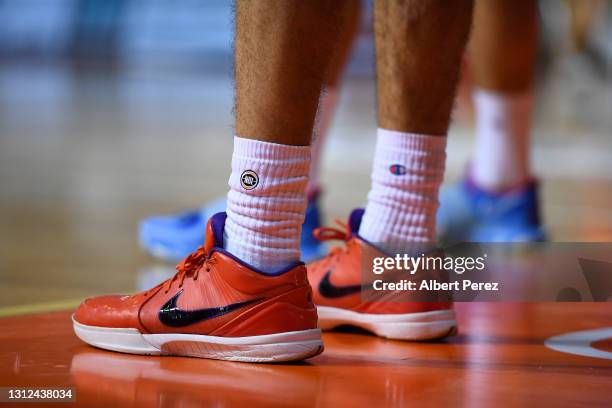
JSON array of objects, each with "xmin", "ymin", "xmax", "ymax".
[
  {"xmin": 144, "ymin": 246, "xmax": 217, "ymax": 296},
  {"xmin": 313, "ymin": 219, "xmax": 352, "ymax": 264},
  {"xmin": 313, "ymin": 219, "xmax": 349, "ymax": 242}
]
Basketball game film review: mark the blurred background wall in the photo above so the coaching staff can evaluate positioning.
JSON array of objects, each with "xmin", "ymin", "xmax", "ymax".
[{"xmin": 0, "ymin": 1, "xmax": 609, "ymax": 72}]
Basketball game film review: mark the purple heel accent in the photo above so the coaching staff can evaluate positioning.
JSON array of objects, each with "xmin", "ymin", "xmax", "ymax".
[
  {"xmin": 208, "ymin": 211, "xmax": 304, "ymax": 276},
  {"xmin": 210, "ymin": 212, "xmax": 227, "ymax": 248}
]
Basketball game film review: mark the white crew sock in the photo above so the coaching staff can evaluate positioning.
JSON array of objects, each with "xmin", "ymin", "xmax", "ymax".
[
  {"xmin": 308, "ymin": 87, "xmax": 338, "ymax": 196},
  {"xmin": 471, "ymin": 88, "xmax": 533, "ymax": 191},
  {"xmin": 224, "ymin": 136, "xmax": 310, "ymax": 272},
  {"xmin": 359, "ymin": 128, "xmax": 447, "ymax": 255}
]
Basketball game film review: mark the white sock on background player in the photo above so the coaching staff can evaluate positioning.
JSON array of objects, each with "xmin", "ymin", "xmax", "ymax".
[
  {"xmin": 358, "ymin": 128, "xmax": 446, "ymax": 254},
  {"xmin": 224, "ymin": 136, "xmax": 311, "ymax": 271},
  {"xmin": 471, "ymin": 88, "xmax": 533, "ymax": 191}
]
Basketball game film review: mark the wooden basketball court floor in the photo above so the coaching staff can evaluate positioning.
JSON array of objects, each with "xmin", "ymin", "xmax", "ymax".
[
  {"xmin": 0, "ymin": 302, "xmax": 610, "ymax": 407},
  {"xmin": 0, "ymin": 60, "xmax": 611, "ymax": 406}
]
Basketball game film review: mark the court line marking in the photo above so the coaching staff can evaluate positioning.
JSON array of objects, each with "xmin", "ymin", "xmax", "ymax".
[
  {"xmin": 0, "ymin": 299, "xmax": 81, "ymax": 318},
  {"xmin": 545, "ymin": 328, "xmax": 612, "ymax": 360}
]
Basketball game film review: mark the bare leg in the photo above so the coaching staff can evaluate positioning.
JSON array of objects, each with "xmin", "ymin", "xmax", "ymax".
[
  {"xmin": 324, "ymin": 0, "xmax": 362, "ymax": 90},
  {"xmin": 138, "ymin": 2, "xmax": 354, "ymax": 264},
  {"xmin": 235, "ymin": 0, "xmax": 349, "ymax": 146},
  {"xmin": 228, "ymin": 1, "xmax": 350, "ymax": 270},
  {"xmin": 359, "ymin": 0, "xmax": 473, "ymax": 253},
  {"xmin": 309, "ymin": 0, "xmax": 362, "ymax": 195},
  {"xmin": 470, "ymin": 0, "xmax": 538, "ymax": 190},
  {"xmin": 470, "ymin": 0, "xmax": 537, "ymax": 92},
  {"xmin": 375, "ymin": 0, "xmax": 474, "ymax": 135}
]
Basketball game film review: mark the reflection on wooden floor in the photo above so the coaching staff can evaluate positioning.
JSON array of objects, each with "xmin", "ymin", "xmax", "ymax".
[{"xmin": 0, "ymin": 303, "xmax": 610, "ymax": 407}]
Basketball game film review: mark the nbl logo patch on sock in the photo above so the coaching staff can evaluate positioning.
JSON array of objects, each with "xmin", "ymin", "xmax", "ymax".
[
  {"xmin": 240, "ymin": 170, "xmax": 259, "ymax": 190},
  {"xmin": 389, "ymin": 164, "xmax": 407, "ymax": 175}
]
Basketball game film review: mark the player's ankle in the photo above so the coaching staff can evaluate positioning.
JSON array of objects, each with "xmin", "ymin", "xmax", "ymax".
[
  {"xmin": 224, "ymin": 136, "xmax": 311, "ymax": 272},
  {"xmin": 359, "ymin": 128, "xmax": 446, "ymax": 254},
  {"xmin": 468, "ymin": 164, "xmax": 532, "ymax": 194}
]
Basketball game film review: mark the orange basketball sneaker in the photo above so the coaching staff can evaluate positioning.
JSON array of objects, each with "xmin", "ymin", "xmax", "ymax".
[
  {"xmin": 73, "ymin": 212, "xmax": 323, "ymax": 363},
  {"xmin": 307, "ymin": 209, "xmax": 457, "ymax": 340}
]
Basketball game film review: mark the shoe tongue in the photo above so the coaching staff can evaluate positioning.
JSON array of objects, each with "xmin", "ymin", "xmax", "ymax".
[
  {"xmin": 205, "ymin": 212, "xmax": 227, "ymax": 253},
  {"xmin": 347, "ymin": 208, "xmax": 365, "ymax": 235}
]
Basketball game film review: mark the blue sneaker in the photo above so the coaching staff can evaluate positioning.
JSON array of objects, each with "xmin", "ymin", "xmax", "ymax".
[
  {"xmin": 301, "ymin": 193, "xmax": 325, "ymax": 262},
  {"xmin": 140, "ymin": 194, "xmax": 325, "ymax": 263},
  {"xmin": 436, "ymin": 177, "xmax": 546, "ymax": 243}
]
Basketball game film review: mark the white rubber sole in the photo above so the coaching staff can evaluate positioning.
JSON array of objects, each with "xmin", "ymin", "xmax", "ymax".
[
  {"xmin": 317, "ymin": 306, "xmax": 457, "ymax": 340},
  {"xmin": 72, "ymin": 317, "xmax": 323, "ymax": 363}
]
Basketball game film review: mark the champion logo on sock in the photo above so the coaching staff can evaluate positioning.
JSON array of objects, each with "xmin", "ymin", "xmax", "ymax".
[
  {"xmin": 389, "ymin": 164, "xmax": 407, "ymax": 175},
  {"xmin": 240, "ymin": 170, "xmax": 259, "ymax": 190}
]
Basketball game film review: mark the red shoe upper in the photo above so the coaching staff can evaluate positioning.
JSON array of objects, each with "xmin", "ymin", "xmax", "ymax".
[
  {"xmin": 74, "ymin": 213, "xmax": 318, "ymax": 337},
  {"xmin": 307, "ymin": 209, "xmax": 453, "ymax": 314}
]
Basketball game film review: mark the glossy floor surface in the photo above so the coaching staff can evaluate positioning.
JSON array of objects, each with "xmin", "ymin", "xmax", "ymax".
[{"xmin": 0, "ymin": 303, "xmax": 610, "ymax": 407}]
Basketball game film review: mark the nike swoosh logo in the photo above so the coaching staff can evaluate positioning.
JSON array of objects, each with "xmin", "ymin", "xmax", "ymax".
[
  {"xmin": 318, "ymin": 271, "xmax": 362, "ymax": 298},
  {"xmin": 159, "ymin": 289, "xmax": 263, "ymax": 327}
]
